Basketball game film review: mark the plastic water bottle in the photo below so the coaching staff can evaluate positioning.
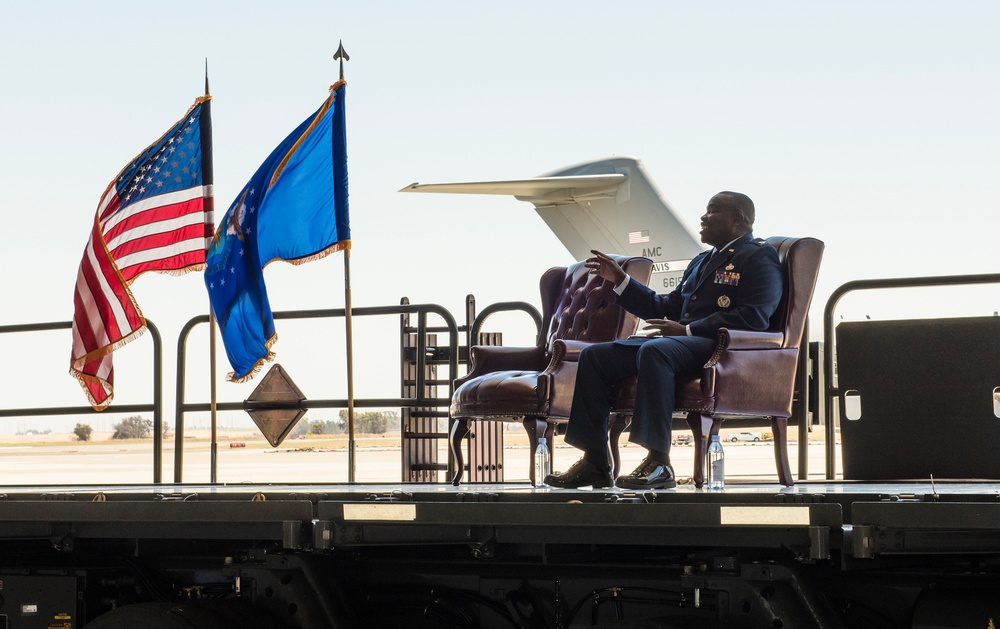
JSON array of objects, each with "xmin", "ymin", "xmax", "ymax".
[
  {"xmin": 534, "ymin": 438, "xmax": 551, "ymax": 488},
  {"xmin": 707, "ymin": 435, "xmax": 725, "ymax": 490}
]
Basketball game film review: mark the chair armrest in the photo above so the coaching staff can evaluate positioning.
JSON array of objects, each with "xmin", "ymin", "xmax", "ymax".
[
  {"xmin": 720, "ymin": 329, "xmax": 785, "ymax": 350},
  {"xmin": 455, "ymin": 345, "xmax": 547, "ymax": 388},
  {"xmin": 549, "ymin": 339, "xmax": 594, "ymax": 364},
  {"xmin": 541, "ymin": 340, "xmax": 594, "ymax": 418},
  {"xmin": 706, "ymin": 328, "xmax": 800, "ymax": 417},
  {"xmin": 704, "ymin": 329, "xmax": 784, "ymax": 368}
]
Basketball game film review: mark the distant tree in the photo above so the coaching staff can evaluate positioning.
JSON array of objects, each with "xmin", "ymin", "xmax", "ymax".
[
  {"xmin": 112, "ymin": 415, "xmax": 152, "ymax": 440},
  {"xmin": 309, "ymin": 420, "xmax": 326, "ymax": 435},
  {"xmin": 290, "ymin": 419, "xmax": 310, "ymax": 437},
  {"xmin": 360, "ymin": 413, "xmax": 388, "ymax": 434},
  {"xmin": 337, "ymin": 410, "xmax": 398, "ymax": 435},
  {"xmin": 73, "ymin": 423, "xmax": 93, "ymax": 442},
  {"xmin": 382, "ymin": 411, "xmax": 400, "ymax": 432}
]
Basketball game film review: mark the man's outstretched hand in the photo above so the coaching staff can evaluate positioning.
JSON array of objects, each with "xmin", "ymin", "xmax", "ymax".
[{"xmin": 585, "ymin": 250, "xmax": 627, "ymax": 285}]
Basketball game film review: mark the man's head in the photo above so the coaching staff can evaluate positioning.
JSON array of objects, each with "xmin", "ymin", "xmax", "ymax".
[{"xmin": 699, "ymin": 191, "xmax": 754, "ymax": 248}]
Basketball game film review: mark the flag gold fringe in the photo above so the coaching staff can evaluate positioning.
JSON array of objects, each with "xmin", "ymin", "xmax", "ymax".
[
  {"xmin": 70, "ymin": 254, "xmax": 208, "ymax": 411},
  {"xmin": 263, "ymin": 239, "xmax": 351, "ymax": 270},
  {"xmin": 69, "ymin": 331, "xmax": 142, "ymax": 412},
  {"xmin": 225, "ymin": 333, "xmax": 279, "ymax": 383},
  {"xmin": 69, "ymin": 372, "xmax": 115, "ymax": 412}
]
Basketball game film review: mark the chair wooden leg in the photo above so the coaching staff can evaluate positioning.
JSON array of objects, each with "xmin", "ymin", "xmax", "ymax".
[
  {"xmin": 609, "ymin": 413, "xmax": 631, "ymax": 478},
  {"xmin": 449, "ymin": 418, "xmax": 472, "ymax": 486},
  {"xmin": 686, "ymin": 412, "xmax": 721, "ymax": 488},
  {"xmin": 771, "ymin": 417, "xmax": 794, "ymax": 486},
  {"xmin": 544, "ymin": 422, "xmax": 556, "ymax": 471},
  {"xmin": 522, "ymin": 418, "xmax": 550, "ymax": 485}
]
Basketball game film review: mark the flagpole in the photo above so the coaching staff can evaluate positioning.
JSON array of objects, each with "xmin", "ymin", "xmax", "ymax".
[
  {"xmin": 334, "ymin": 42, "xmax": 356, "ymax": 482},
  {"xmin": 204, "ymin": 59, "xmax": 219, "ymax": 484},
  {"xmin": 209, "ymin": 311, "xmax": 218, "ymax": 483},
  {"xmin": 344, "ymin": 248, "xmax": 356, "ymax": 483}
]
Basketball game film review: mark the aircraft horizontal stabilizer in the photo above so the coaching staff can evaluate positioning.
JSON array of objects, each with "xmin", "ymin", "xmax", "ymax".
[
  {"xmin": 399, "ymin": 174, "xmax": 625, "ymax": 204},
  {"xmin": 400, "ymin": 156, "xmax": 703, "ymax": 290}
]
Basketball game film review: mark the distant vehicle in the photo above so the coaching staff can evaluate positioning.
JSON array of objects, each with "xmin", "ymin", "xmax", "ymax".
[
  {"xmin": 672, "ymin": 433, "xmax": 693, "ymax": 446},
  {"xmin": 727, "ymin": 431, "xmax": 763, "ymax": 443}
]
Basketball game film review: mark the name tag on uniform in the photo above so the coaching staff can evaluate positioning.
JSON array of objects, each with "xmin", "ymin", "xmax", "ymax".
[{"xmin": 715, "ymin": 270, "xmax": 740, "ymax": 286}]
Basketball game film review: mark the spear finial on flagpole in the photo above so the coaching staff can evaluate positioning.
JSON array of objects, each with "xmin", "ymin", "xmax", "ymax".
[
  {"xmin": 334, "ymin": 41, "xmax": 349, "ymax": 81},
  {"xmin": 204, "ymin": 58, "xmax": 210, "ymax": 96}
]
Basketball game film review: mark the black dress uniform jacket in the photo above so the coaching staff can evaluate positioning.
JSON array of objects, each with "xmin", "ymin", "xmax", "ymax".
[
  {"xmin": 562, "ymin": 233, "xmax": 784, "ymax": 458},
  {"xmin": 617, "ymin": 233, "xmax": 783, "ymax": 338}
]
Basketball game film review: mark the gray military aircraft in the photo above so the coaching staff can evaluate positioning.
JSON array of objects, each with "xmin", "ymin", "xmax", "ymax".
[{"xmin": 400, "ymin": 155, "xmax": 703, "ymax": 291}]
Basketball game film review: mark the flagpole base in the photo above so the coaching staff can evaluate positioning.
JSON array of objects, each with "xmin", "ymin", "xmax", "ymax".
[{"xmin": 348, "ymin": 440, "xmax": 356, "ymax": 483}]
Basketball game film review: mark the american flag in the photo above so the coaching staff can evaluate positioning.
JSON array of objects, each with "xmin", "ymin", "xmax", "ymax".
[
  {"xmin": 628, "ymin": 230, "xmax": 650, "ymax": 244},
  {"xmin": 71, "ymin": 96, "xmax": 214, "ymax": 410}
]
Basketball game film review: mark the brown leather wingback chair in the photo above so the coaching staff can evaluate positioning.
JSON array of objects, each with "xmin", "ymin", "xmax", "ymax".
[
  {"xmin": 450, "ymin": 255, "xmax": 654, "ymax": 485},
  {"xmin": 611, "ymin": 236, "xmax": 824, "ymax": 487}
]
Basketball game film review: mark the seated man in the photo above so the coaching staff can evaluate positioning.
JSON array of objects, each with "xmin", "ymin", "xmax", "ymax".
[{"xmin": 544, "ymin": 191, "xmax": 783, "ymax": 489}]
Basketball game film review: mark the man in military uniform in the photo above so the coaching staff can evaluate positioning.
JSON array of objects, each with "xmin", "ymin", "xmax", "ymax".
[{"xmin": 545, "ymin": 191, "xmax": 783, "ymax": 489}]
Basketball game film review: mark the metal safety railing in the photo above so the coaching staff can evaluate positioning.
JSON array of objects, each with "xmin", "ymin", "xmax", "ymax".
[
  {"xmin": 1, "ymin": 301, "xmax": 541, "ymax": 485},
  {"xmin": 469, "ymin": 301, "xmax": 543, "ymax": 346},
  {"xmin": 0, "ymin": 319, "xmax": 166, "ymax": 482},
  {"xmin": 822, "ymin": 272, "xmax": 1000, "ymax": 479},
  {"xmin": 175, "ymin": 303, "xmax": 460, "ymax": 483}
]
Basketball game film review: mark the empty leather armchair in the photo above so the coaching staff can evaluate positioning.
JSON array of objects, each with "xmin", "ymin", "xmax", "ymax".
[
  {"xmin": 611, "ymin": 236, "xmax": 824, "ymax": 487},
  {"xmin": 450, "ymin": 255, "xmax": 654, "ymax": 485}
]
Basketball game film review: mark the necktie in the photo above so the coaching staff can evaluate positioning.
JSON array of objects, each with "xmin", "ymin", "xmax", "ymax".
[{"xmin": 698, "ymin": 250, "xmax": 717, "ymax": 281}]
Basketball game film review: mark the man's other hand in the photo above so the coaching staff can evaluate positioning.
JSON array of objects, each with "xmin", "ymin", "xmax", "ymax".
[{"xmin": 641, "ymin": 318, "xmax": 687, "ymax": 337}]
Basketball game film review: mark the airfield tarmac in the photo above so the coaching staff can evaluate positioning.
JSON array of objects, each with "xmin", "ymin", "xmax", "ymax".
[{"xmin": 0, "ymin": 429, "xmax": 837, "ymax": 486}]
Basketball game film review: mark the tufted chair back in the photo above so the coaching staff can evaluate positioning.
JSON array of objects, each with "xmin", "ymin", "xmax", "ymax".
[
  {"xmin": 766, "ymin": 236, "xmax": 822, "ymax": 349},
  {"xmin": 539, "ymin": 256, "xmax": 651, "ymax": 352},
  {"xmin": 448, "ymin": 254, "xmax": 653, "ymax": 485}
]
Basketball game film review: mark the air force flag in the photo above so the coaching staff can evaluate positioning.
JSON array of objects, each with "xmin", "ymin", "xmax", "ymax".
[{"xmin": 205, "ymin": 82, "xmax": 349, "ymax": 381}]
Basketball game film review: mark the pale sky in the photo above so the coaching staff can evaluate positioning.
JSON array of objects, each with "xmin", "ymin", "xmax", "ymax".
[{"xmin": 1, "ymin": 1, "xmax": 998, "ymax": 435}]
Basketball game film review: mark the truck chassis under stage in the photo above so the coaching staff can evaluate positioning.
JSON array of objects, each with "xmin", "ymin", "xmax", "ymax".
[{"xmin": 0, "ymin": 481, "xmax": 999, "ymax": 628}]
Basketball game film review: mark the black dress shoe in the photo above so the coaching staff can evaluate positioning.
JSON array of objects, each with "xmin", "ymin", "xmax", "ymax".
[
  {"xmin": 616, "ymin": 456, "xmax": 676, "ymax": 489},
  {"xmin": 544, "ymin": 457, "xmax": 614, "ymax": 489}
]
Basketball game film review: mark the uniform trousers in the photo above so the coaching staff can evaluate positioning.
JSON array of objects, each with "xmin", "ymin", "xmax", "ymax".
[{"xmin": 563, "ymin": 335, "xmax": 717, "ymax": 462}]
